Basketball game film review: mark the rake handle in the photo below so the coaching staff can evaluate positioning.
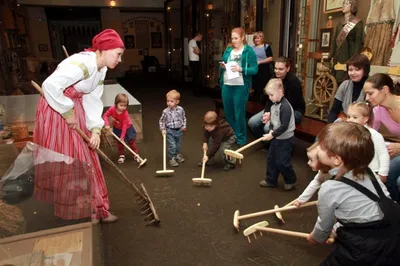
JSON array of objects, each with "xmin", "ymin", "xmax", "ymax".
[
  {"xmin": 254, "ymin": 226, "xmax": 335, "ymax": 243},
  {"xmin": 239, "ymin": 201, "xmax": 317, "ymax": 220},
  {"xmin": 111, "ymin": 131, "xmax": 143, "ymax": 161},
  {"xmin": 236, "ymin": 137, "xmax": 264, "ymax": 153},
  {"xmin": 201, "ymin": 149, "xmax": 207, "ymax": 179},
  {"xmin": 62, "ymin": 45, "xmax": 69, "ymax": 57},
  {"xmin": 162, "ymin": 132, "xmax": 167, "ymax": 170},
  {"xmin": 31, "ymin": 81, "xmax": 147, "ymax": 200}
]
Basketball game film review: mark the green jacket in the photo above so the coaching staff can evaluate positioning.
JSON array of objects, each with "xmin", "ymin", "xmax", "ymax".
[{"xmin": 220, "ymin": 44, "xmax": 258, "ymax": 90}]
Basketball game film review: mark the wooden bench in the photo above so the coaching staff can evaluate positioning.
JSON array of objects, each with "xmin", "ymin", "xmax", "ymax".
[{"xmin": 213, "ymin": 98, "xmax": 326, "ymax": 141}]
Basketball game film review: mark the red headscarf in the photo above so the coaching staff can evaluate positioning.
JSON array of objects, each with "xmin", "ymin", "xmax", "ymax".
[{"xmin": 86, "ymin": 29, "xmax": 124, "ymax": 51}]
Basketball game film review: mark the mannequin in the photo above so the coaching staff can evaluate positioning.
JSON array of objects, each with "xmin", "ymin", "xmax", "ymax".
[
  {"xmin": 330, "ymin": 0, "xmax": 364, "ymax": 84},
  {"xmin": 389, "ymin": 1, "xmax": 400, "ymax": 66},
  {"xmin": 364, "ymin": 0, "xmax": 396, "ymax": 66}
]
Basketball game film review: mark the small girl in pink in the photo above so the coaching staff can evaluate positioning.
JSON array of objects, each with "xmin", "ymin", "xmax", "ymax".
[{"xmin": 103, "ymin": 93, "xmax": 139, "ymax": 163}]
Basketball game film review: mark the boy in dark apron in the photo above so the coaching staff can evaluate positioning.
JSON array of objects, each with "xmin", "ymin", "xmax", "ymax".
[{"xmin": 308, "ymin": 122, "xmax": 400, "ymax": 265}]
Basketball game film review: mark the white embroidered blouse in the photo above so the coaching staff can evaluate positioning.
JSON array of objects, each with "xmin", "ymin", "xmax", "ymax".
[{"xmin": 42, "ymin": 52, "xmax": 107, "ymax": 131}]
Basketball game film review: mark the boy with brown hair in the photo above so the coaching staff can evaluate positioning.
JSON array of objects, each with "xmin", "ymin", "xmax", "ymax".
[{"xmin": 199, "ymin": 111, "xmax": 236, "ymax": 171}]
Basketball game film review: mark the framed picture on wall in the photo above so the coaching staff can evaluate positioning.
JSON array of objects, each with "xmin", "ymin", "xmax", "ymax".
[
  {"xmin": 124, "ymin": 35, "xmax": 135, "ymax": 49},
  {"xmin": 323, "ymin": 0, "xmax": 342, "ymax": 14},
  {"xmin": 151, "ymin": 32, "xmax": 162, "ymax": 48},
  {"xmin": 319, "ymin": 28, "xmax": 333, "ymax": 52}
]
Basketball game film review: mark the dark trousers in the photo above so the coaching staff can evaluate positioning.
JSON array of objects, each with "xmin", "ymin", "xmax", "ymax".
[
  {"xmin": 266, "ymin": 136, "xmax": 296, "ymax": 185},
  {"xmin": 189, "ymin": 61, "xmax": 201, "ymax": 96},
  {"xmin": 113, "ymin": 126, "xmax": 138, "ymax": 156}
]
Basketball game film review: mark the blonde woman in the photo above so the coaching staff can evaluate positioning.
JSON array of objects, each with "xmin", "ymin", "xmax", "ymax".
[{"xmin": 251, "ymin": 31, "xmax": 273, "ymax": 104}]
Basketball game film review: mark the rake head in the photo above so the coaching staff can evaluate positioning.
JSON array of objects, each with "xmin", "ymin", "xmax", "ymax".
[
  {"xmin": 224, "ymin": 149, "xmax": 243, "ymax": 160},
  {"xmin": 137, "ymin": 183, "xmax": 160, "ymax": 226},
  {"xmin": 138, "ymin": 158, "xmax": 147, "ymax": 168},
  {"xmin": 156, "ymin": 169, "xmax": 175, "ymax": 177},
  {"xmin": 274, "ymin": 205, "xmax": 285, "ymax": 223},
  {"xmin": 233, "ymin": 210, "xmax": 240, "ymax": 231},
  {"xmin": 243, "ymin": 221, "xmax": 269, "ymax": 243},
  {"xmin": 192, "ymin": 177, "xmax": 212, "ymax": 186}
]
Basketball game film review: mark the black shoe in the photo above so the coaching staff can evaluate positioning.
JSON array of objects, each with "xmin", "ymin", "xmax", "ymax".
[{"xmin": 223, "ymin": 162, "xmax": 235, "ymax": 171}]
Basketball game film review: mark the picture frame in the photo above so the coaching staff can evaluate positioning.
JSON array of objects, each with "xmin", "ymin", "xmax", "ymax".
[
  {"xmin": 323, "ymin": 0, "xmax": 343, "ymax": 14},
  {"xmin": 319, "ymin": 28, "xmax": 333, "ymax": 52},
  {"xmin": 38, "ymin": 44, "xmax": 48, "ymax": 52},
  {"xmin": 151, "ymin": 32, "xmax": 162, "ymax": 48},
  {"xmin": 124, "ymin": 35, "xmax": 135, "ymax": 49}
]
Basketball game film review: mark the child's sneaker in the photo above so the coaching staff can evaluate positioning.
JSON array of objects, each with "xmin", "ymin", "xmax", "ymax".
[
  {"xmin": 175, "ymin": 154, "xmax": 185, "ymax": 163},
  {"xmin": 118, "ymin": 155, "xmax": 125, "ymax": 164},
  {"xmin": 222, "ymin": 161, "xmax": 235, "ymax": 171},
  {"xmin": 169, "ymin": 157, "xmax": 179, "ymax": 167},
  {"xmin": 284, "ymin": 183, "xmax": 296, "ymax": 191}
]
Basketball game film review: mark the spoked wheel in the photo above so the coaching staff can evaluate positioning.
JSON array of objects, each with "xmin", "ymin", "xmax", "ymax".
[{"xmin": 313, "ymin": 73, "xmax": 337, "ymax": 106}]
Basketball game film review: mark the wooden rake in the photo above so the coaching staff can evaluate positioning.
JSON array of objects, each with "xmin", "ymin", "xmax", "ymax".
[
  {"xmin": 110, "ymin": 132, "xmax": 147, "ymax": 168},
  {"xmin": 224, "ymin": 136, "xmax": 264, "ymax": 163},
  {"xmin": 243, "ymin": 221, "xmax": 335, "ymax": 244},
  {"xmin": 192, "ymin": 150, "xmax": 212, "ymax": 186},
  {"xmin": 31, "ymin": 81, "xmax": 160, "ymax": 226},
  {"xmin": 274, "ymin": 198, "xmax": 299, "ymax": 224},
  {"xmin": 233, "ymin": 201, "xmax": 317, "ymax": 231},
  {"xmin": 156, "ymin": 131, "xmax": 174, "ymax": 177}
]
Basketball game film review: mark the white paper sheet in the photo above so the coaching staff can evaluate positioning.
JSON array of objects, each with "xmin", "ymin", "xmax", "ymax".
[{"xmin": 225, "ymin": 62, "xmax": 240, "ymax": 80}]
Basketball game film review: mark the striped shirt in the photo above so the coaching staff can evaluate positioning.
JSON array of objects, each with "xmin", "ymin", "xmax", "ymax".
[{"xmin": 159, "ymin": 106, "xmax": 187, "ymax": 130}]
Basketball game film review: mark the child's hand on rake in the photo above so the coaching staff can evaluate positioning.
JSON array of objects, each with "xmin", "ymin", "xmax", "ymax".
[
  {"xmin": 203, "ymin": 155, "xmax": 209, "ymax": 163},
  {"xmin": 161, "ymin": 129, "xmax": 166, "ymax": 135},
  {"xmin": 306, "ymin": 234, "xmax": 318, "ymax": 245},
  {"xmin": 292, "ymin": 200, "xmax": 302, "ymax": 208},
  {"xmin": 262, "ymin": 130, "xmax": 274, "ymax": 141},
  {"xmin": 202, "ymin": 143, "xmax": 208, "ymax": 151}
]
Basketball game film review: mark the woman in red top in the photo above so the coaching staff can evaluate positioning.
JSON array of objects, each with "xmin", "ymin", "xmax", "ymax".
[{"xmin": 103, "ymin": 93, "xmax": 139, "ymax": 163}]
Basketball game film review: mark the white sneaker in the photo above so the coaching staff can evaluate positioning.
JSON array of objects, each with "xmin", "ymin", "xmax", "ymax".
[
  {"xmin": 118, "ymin": 155, "xmax": 125, "ymax": 164},
  {"xmin": 175, "ymin": 154, "xmax": 185, "ymax": 163}
]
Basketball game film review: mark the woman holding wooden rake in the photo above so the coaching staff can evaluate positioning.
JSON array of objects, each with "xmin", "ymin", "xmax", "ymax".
[{"xmin": 34, "ymin": 29, "xmax": 124, "ymax": 224}]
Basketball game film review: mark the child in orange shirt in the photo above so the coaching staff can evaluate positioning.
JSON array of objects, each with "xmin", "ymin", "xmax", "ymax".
[{"xmin": 103, "ymin": 93, "xmax": 139, "ymax": 163}]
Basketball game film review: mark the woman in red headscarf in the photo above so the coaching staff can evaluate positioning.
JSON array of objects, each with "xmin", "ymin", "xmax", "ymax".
[{"xmin": 34, "ymin": 29, "xmax": 125, "ymax": 224}]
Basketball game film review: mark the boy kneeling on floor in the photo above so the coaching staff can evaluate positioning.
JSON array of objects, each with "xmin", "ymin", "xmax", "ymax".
[{"xmin": 199, "ymin": 111, "xmax": 236, "ymax": 171}]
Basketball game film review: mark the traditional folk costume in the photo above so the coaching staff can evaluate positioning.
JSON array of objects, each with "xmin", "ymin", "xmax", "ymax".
[
  {"xmin": 33, "ymin": 29, "xmax": 124, "ymax": 220},
  {"xmin": 364, "ymin": 0, "xmax": 396, "ymax": 66},
  {"xmin": 330, "ymin": 15, "xmax": 364, "ymax": 83}
]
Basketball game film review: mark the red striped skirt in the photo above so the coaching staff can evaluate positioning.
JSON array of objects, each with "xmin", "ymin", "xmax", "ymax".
[{"xmin": 33, "ymin": 86, "xmax": 110, "ymax": 220}]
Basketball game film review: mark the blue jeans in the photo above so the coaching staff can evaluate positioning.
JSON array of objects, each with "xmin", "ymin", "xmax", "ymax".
[
  {"xmin": 248, "ymin": 110, "xmax": 303, "ymax": 138},
  {"xmin": 386, "ymin": 155, "xmax": 400, "ymax": 201},
  {"xmin": 166, "ymin": 128, "xmax": 182, "ymax": 159},
  {"xmin": 113, "ymin": 125, "xmax": 136, "ymax": 142}
]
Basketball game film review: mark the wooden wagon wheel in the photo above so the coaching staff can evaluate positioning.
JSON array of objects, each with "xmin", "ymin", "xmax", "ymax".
[{"xmin": 313, "ymin": 73, "xmax": 337, "ymax": 108}]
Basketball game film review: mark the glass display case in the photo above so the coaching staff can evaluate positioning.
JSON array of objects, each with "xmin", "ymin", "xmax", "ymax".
[
  {"xmin": 0, "ymin": 142, "xmax": 98, "ymax": 265},
  {"xmin": 200, "ymin": 0, "xmax": 239, "ymax": 90},
  {"xmin": 166, "ymin": 0, "xmax": 183, "ymax": 82}
]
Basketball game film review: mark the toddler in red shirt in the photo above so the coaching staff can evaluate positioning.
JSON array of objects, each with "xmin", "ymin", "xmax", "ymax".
[{"xmin": 103, "ymin": 93, "xmax": 139, "ymax": 163}]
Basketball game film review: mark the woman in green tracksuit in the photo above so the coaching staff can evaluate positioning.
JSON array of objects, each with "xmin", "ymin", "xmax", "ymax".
[{"xmin": 220, "ymin": 27, "xmax": 258, "ymax": 146}]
